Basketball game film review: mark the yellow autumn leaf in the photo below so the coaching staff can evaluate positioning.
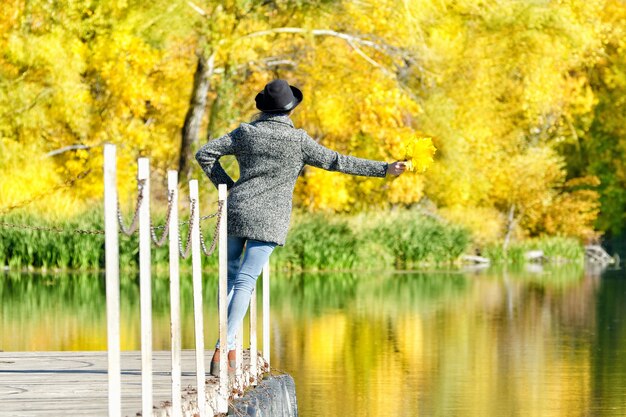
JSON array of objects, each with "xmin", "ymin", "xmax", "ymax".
[{"xmin": 404, "ymin": 136, "xmax": 437, "ymax": 172}]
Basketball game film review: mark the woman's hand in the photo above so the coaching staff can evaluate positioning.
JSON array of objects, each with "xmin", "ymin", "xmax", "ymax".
[{"xmin": 386, "ymin": 161, "xmax": 408, "ymax": 176}]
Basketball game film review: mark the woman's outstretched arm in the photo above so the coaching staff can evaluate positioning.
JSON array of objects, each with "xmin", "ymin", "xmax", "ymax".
[{"xmin": 300, "ymin": 133, "xmax": 406, "ymax": 177}]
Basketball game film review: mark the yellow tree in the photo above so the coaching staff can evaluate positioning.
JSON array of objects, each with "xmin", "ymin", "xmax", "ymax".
[
  {"xmin": 404, "ymin": 0, "xmax": 605, "ymax": 242},
  {"xmin": 0, "ymin": 0, "xmax": 194, "ymax": 212},
  {"xmin": 561, "ymin": 0, "xmax": 626, "ymax": 236},
  {"xmin": 1, "ymin": 0, "xmax": 612, "ymax": 245}
]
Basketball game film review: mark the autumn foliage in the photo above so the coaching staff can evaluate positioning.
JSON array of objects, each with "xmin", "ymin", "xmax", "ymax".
[{"xmin": 2, "ymin": 0, "xmax": 625, "ymax": 245}]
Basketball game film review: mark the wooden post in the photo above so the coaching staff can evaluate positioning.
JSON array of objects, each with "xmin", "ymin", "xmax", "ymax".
[
  {"xmin": 249, "ymin": 287, "xmax": 258, "ymax": 385},
  {"xmin": 138, "ymin": 158, "xmax": 153, "ymax": 417},
  {"xmin": 168, "ymin": 171, "xmax": 182, "ymax": 417},
  {"xmin": 104, "ymin": 144, "xmax": 121, "ymax": 417},
  {"xmin": 189, "ymin": 180, "xmax": 206, "ymax": 416},
  {"xmin": 262, "ymin": 261, "xmax": 270, "ymax": 368},
  {"xmin": 217, "ymin": 184, "xmax": 228, "ymax": 414}
]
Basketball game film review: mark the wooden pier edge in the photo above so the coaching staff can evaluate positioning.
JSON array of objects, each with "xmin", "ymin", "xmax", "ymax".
[{"xmin": 0, "ymin": 350, "xmax": 269, "ymax": 417}]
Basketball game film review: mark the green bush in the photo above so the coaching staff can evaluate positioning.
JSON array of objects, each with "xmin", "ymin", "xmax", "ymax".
[
  {"xmin": 273, "ymin": 214, "xmax": 360, "ymax": 270},
  {"xmin": 271, "ymin": 209, "xmax": 471, "ymax": 271},
  {"xmin": 366, "ymin": 211, "xmax": 470, "ymax": 268}
]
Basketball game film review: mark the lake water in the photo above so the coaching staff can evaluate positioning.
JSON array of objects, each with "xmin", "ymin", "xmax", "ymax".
[{"xmin": 1, "ymin": 265, "xmax": 625, "ymax": 416}]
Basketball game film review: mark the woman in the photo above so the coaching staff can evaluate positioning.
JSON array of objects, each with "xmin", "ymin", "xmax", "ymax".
[{"xmin": 195, "ymin": 79, "xmax": 407, "ymax": 376}]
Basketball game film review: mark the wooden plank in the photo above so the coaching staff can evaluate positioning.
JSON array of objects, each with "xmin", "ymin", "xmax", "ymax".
[
  {"xmin": 103, "ymin": 144, "xmax": 121, "ymax": 417},
  {"xmin": 0, "ymin": 350, "xmax": 262, "ymax": 417},
  {"xmin": 138, "ymin": 157, "xmax": 153, "ymax": 416}
]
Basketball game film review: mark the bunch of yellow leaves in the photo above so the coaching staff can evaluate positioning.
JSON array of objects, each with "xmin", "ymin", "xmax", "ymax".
[{"xmin": 403, "ymin": 136, "xmax": 437, "ymax": 172}]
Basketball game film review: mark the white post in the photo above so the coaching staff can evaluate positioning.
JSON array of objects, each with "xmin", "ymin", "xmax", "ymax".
[
  {"xmin": 189, "ymin": 180, "xmax": 206, "ymax": 416},
  {"xmin": 262, "ymin": 261, "xmax": 270, "ymax": 368},
  {"xmin": 217, "ymin": 184, "xmax": 229, "ymax": 414},
  {"xmin": 235, "ymin": 321, "xmax": 243, "ymax": 388},
  {"xmin": 104, "ymin": 144, "xmax": 121, "ymax": 417},
  {"xmin": 249, "ymin": 287, "xmax": 258, "ymax": 384},
  {"xmin": 168, "ymin": 171, "xmax": 182, "ymax": 417},
  {"xmin": 138, "ymin": 158, "xmax": 153, "ymax": 417}
]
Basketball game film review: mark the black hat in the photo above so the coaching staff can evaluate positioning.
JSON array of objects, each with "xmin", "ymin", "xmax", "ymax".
[{"xmin": 255, "ymin": 79, "xmax": 303, "ymax": 113}]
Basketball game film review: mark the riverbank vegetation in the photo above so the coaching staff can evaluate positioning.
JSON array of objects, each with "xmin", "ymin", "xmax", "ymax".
[{"xmin": 0, "ymin": 209, "xmax": 584, "ymax": 271}]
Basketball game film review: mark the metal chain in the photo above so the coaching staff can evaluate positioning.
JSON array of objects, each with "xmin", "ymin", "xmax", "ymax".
[
  {"xmin": 178, "ymin": 199, "xmax": 195, "ymax": 259},
  {"xmin": 0, "ymin": 221, "xmax": 105, "ymax": 235},
  {"xmin": 152, "ymin": 213, "xmax": 219, "ymax": 231},
  {"xmin": 199, "ymin": 200, "xmax": 223, "ymax": 257},
  {"xmin": 117, "ymin": 179, "xmax": 145, "ymax": 236},
  {"xmin": 150, "ymin": 190, "xmax": 174, "ymax": 247},
  {"xmin": 0, "ymin": 178, "xmax": 223, "ymax": 257},
  {"xmin": 0, "ymin": 169, "xmax": 92, "ymax": 215}
]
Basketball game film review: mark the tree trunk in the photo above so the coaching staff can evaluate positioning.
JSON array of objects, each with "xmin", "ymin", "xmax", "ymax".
[
  {"xmin": 178, "ymin": 51, "xmax": 215, "ymax": 183},
  {"xmin": 503, "ymin": 203, "xmax": 516, "ymax": 256}
]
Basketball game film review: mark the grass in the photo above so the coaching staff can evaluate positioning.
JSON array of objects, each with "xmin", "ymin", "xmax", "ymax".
[
  {"xmin": 482, "ymin": 236, "xmax": 584, "ymax": 265},
  {"xmin": 269, "ymin": 210, "xmax": 471, "ymax": 271},
  {"xmin": 0, "ymin": 207, "xmax": 585, "ymax": 271},
  {"xmin": 0, "ymin": 209, "xmax": 220, "ymax": 271}
]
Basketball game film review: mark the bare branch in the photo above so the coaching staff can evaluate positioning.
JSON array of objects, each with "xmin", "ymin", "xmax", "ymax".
[
  {"xmin": 344, "ymin": 37, "xmax": 391, "ymax": 75},
  {"xmin": 187, "ymin": 1, "xmax": 207, "ymax": 16},
  {"xmin": 233, "ymin": 27, "xmax": 405, "ymax": 73},
  {"xmin": 234, "ymin": 26, "xmax": 427, "ymax": 103},
  {"xmin": 213, "ymin": 58, "xmax": 297, "ymax": 74},
  {"xmin": 239, "ymin": 27, "xmax": 388, "ymax": 52},
  {"xmin": 46, "ymin": 144, "xmax": 92, "ymax": 157},
  {"xmin": 1, "ymin": 88, "xmax": 53, "ymax": 120}
]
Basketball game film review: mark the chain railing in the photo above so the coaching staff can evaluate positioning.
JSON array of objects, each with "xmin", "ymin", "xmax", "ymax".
[
  {"xmin": 178, "ymin": 198, "xmax": 196, "ymax": 259},
  {"xmin": 97, "ymin": 148, "xmax": 243, "ymax": 417},
  {"xmin": 199, "ymin": 200, "xmax": 224, "ymax": 257},
  {"xmin": 0, "ymin": 161, "xmax": 225, "ymax": 260},
  {"xmin": 117, "ymin": 179, "xmax": 145, "ymax": 236},
  {"xmin": 150, "ymin": 190, "xmax": 175, "ymax": 247},
  {"xmin": 0, "ymin": 221, "xmax": 105, "ymax": 235},
  {"xmin": 0, "ymin": 186, "xmax": 223, "ymax": 260},
  {"xmin": 0, "ymin": 206, "xmax": 222, "ymax": 255},
  {"xmin": 0, "ymin": 146, "xmax": 224, "ymax": 261}
]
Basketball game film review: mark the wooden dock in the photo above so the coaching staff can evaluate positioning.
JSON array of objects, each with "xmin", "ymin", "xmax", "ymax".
[{"xmin": 0, "ymin": 350, "xmax": 264, "ymax": 417}]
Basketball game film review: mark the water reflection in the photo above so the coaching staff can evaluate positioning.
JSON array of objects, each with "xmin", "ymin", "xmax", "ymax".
[
  {"xmin": 0, "ymin": 271, "xmax": 222, "ymax": 351},
  {"xmin": 270, "ymin": 266, "xmax": 625, "ymax": 417},
  {"xmin": 1, "ymin": 266, "xmax": 625, "ymax": 416}
]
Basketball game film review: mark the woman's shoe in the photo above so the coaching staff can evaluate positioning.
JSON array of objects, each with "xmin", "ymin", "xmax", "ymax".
[
  {"xmin": 227, "ymin": 349, "xmax": 237, "ymax": 369},
  {"xmin": 210, "ymin": 349, "xmax": 237, "ymax": 377}
]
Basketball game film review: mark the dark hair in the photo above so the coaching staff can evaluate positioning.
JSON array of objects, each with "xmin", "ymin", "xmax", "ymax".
[{"xmin": 251, "ymin": 110, "xmax": 292, "ymax": 121}]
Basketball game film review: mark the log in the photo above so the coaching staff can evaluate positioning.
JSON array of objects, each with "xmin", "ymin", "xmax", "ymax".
[
  {"xmin": 585, "ymin": 245, "xmax": 615, "ymax": 265},
  {"xmin": 461, "ymin": 255, "xmax": 490, "ymax": 264},
  {"xmin": 525, "ymin": 250, "xmax": 546, "ymax": 263}
]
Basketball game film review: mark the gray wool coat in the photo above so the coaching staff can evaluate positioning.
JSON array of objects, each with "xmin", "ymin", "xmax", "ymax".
[{"xmin": 195, "ymin": 112, "xmax": 388, "ymax": 246}]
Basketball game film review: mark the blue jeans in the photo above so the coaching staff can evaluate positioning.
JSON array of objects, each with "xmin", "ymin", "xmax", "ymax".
[{"xmin": 215, "ymin": 236, "xmax": 276, "ymax": 350}]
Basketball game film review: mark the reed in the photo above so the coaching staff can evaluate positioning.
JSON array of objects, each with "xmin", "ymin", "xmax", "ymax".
[
  {"xmin": 1, "ymin": 208, "xmax": 584, "ymax": 271},
  {"xmin": 482, "ymin": 236, "xmax": 584, "ymax": 265},
  {"xmin": 0, "ymin": 209, "xmax": 174, "ymax": 270},
  {"xmin": 365, "ymin": 210, "xmax": 470, "ymax": 269},
  {"xmin": 272, "ymin": 209, "xmax": 471, "ymax": 270},
  {"xmin": 272, "ymin": 214, "xmax": 361, "ymax": 271}
]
